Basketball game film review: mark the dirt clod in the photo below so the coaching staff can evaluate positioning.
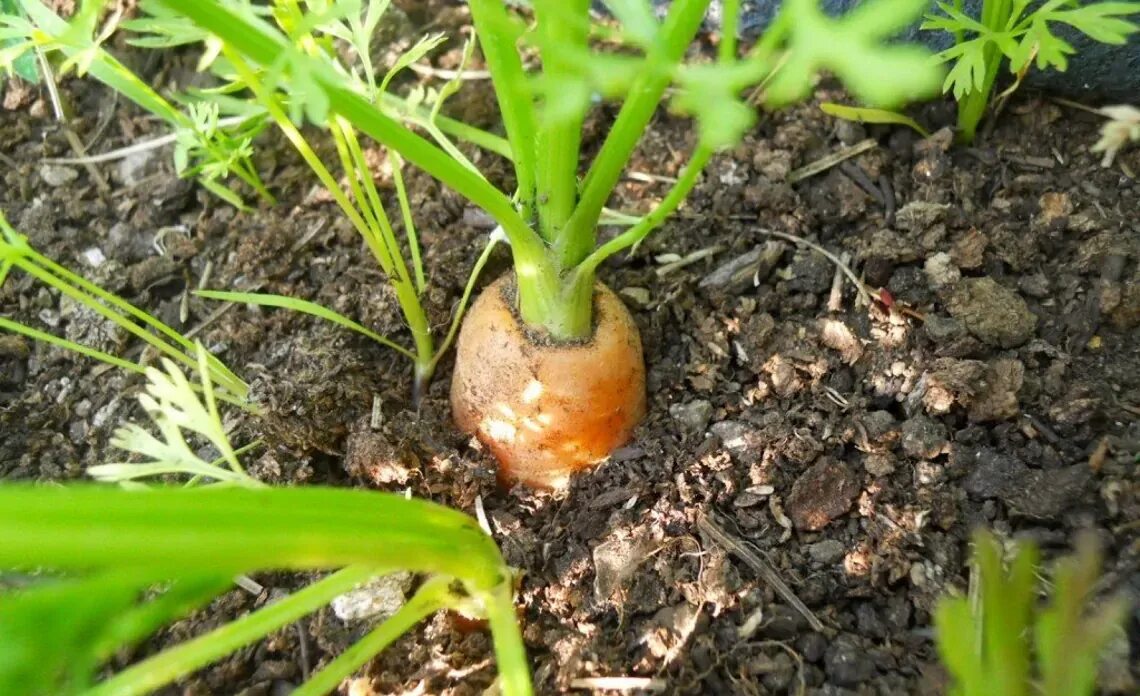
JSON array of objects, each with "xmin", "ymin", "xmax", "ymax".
[
  {"xmin": 901, "ymin": 415, "xmax": 949, "ymax": 459},
  {"xmin": 946, "ymin": 277, "xmax": 1038, "ymax": 348},
  {"xmin": 786, "ymin": 457, "xmax": 860, "ymax": 531}
]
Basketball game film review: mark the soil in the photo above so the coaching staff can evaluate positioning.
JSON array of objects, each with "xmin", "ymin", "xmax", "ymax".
[{"xmin": 2, "ymin": 5, "xmax": 1139, "ymax": 696}]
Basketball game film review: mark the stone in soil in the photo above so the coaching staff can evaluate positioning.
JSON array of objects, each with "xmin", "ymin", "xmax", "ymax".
[
  {"xmin": 343, "ymin": 419, "xmax": 417, "ymax": 485},
  {"xmin": 331, "ymin": 571, "xmax": 414, "ymax": 621},
  {"xmin": 825, "ymin": 634, "xmax": 877, "ymax": 687},
  {"xmin": 923, "ymin": 314, "xmax": 984, "ymax": 358},
  {"xmin": 924, "ymin": 252, "xmax": 960, "ymax": 292},
  {"xmin": 968, "ymin": 359, "xmax": 1024, "ymax": 422},
  {"xmin": 894, "ymin": 200, "xmax": 951, "ymax": 231},
  {"xmin": 710, "ymin": 420, "xmax": 765, "ymax": 466},
  {"xmin": 945, "ymin": 277, "xmax": 1037, "ymax": 348},
  {"xmin": 819, "ymin": 319, "xmax": 864, "ymax": 365},
  {"xmin": 669, "ymin": 399, "xmax": 713, "ymax": 438},
  {"xmin": 961, "ymin": 447, "xmax": 1092, "ymax": 518},
  {"xmin": 900, "ymin": 415, "xmax": 948, "ymax": 459},
  {"xmin": 786, "ymin": 457, "xmax": 860, "ymax": 531},
  {"xmin": 807, "ymin": 539, "xmax": 846, "ymax": 565}
]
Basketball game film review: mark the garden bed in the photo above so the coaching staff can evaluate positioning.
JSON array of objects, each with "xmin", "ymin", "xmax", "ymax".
[{"xmin": 2, "ymin": 6, "xmax": 1138, "ymax": 695}]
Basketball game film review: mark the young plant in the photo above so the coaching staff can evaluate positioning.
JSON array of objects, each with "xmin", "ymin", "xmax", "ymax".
[
  {"xmin": 0, "ymin": 486, "xmax": 530, "ymax": 696},
  {"xmin": 1, "ymin": 0, "xmax": 273, "ymax": 208},
  {"xmin": 0, "ymin": 356, "xmax": 531, "ymax": 695},
  {"xmin": 0, "ymin": 210, "xmax": 250, "ymax": 408},
  {"xmin": 935, "ymin": 529, "xmax": 1129, "ymax": 696},
  {"xmin": 923, "ymin": 0, "xmax": 1140, "ymax": 143},
  {"xmin": 159, "ymin": 0, "xmax": 943, "ymax": 486},
  {"xmin": 7, "ymin": 0, "xmax": 510, "ymax": 398}
]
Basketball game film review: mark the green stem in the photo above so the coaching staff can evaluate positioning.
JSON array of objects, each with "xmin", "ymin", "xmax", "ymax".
[
  {"xmin": 719, "ymin": 0, "xmax": 741, "ymax": 62},
  {"xmin": 515, "ymin": 266, "xmax": 595, "ymax": 341},
  {"xmin": 12, "ymin": 247, "xmax": 246, "ymax": 399},
  {"xmin": 575, "ymin": 144, "xmax": 713, "ymax": 277},
  {"xmin": 390, "ymin": 152, "xmax": 426, "ymax": 293},
  {"xmin": 485, "ymin": 580, "xmax": 534, "ymax": 696},
  {"xmin": 12, "ymin": 259, "xmax": 245, "ymax": 399},
  {"xmin": 533, "ymin": 0, "xmax": 590, "ymax": 244},
  {"xmin": 228, "ymin": 50, "xmax": 436, "ymax": 384},
  {"xmin": 957, "ymin": 0, "xmax": 1011, "ymax": 143},
  {"xmin": 0, "ymin": 486, "xmax": 507, "ymax": 585},
  {"xmin": 466, "ymin": 0, "xmax": 539, "ymax": 221},
  {"xmin": 0, "ymin": 317, "xmax": 141, "ymax": 375},
  {"xmin": 559, "ymin": 0, "xmax": 712, "ymax": 267},
  {"xmin": 428, "ymin": 109, "xmax": 512, "ymax": 160},
  {"xmin": 293, "ymin": 576, "xmax": 455, "ymax": 696},
  {"xmin": 88, "ymin": 566, "xmax": 380, "ymax": 696}
]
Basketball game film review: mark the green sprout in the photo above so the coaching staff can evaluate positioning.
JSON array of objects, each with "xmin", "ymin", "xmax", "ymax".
[
  {"xmin": 935, "ymin": 529, "xmax": 1129, "ymax": 696},
  {"xmin": 0, "ymin": 210, "xmax": 250, "ymax": 408},
  {"xmin": 6, "ymin": 0, "xmax": 511, "ymax": 398},
  {"xmin": 0, "ymin": 355, "xmax": 531, "ymax": 695},
  {"xmin": 818, "ymin": 102, "xmax": 932, "ymax": 138},
  {"xmin": 155, "ymin": 0, "xmax": 943, "ymax": 343},
  {"xmin": 923, "ymin": 0, "xmax": 1140, "ymax": 143},
  {"xmin": 1, "ymin": 0, "xmax": 274, "ymax": 207}
]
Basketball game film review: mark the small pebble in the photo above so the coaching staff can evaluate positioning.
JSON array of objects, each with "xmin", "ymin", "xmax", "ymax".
[
  {"xmin": 807, "ymin": 539, "xmax": 846, "ymax": 565},
  {"xmin": 670, "ymin": 400, "xmax": 713, "ymax": 437},
  {"xmin": 39, "ymin": 164, "xmax": 78, "ymax": 187}
]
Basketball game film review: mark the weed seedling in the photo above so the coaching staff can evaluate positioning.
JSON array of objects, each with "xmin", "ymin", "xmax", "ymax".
[
  {"xmin": 1, "ymin": 0, "xmax": 273, "ymax": 207},
  {"xmin": 5, "ymin": 0, "xmax": 512, "ymax": 399},
  {"xmin": 923, "ymin": 0, "xmax": 1140, "ymax": 143},
  {"xmin": 0, "ymin": 210, "xmax": 250, "ymax": 408},
  {"xmin": 935, "ymin": 529, "xmax": 1129, "ymax": 696}
]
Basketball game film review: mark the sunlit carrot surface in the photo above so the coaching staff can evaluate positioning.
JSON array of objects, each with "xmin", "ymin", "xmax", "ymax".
[{"xmin": 450, "ymin": 275, "xmax": 646, "ymax": 488}]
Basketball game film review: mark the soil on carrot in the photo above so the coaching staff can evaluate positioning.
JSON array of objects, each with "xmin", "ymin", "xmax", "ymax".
[{"xmin": 2, "ymin": 10, "xmax": 1139, "ymax": 696}]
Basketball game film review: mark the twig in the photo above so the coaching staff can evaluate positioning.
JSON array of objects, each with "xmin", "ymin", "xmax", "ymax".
[
  {"xmin": 569, "ymin": 676, "xmax": 667, "ymax": 693},
  {"xmin": 757, "ymin": 229, "xmax": 874, "ymax": 307},
  {"xmin": 787, "ymin": 138, "xmax": 876, "ymax": 183},
  {"xmin": 749, "ymin": 641, "xmax": 806, "ymax": 696},
  {"xmin": 233, "ymin": 574, "xmax": 263, "ymax": 595},
  {"xmin": 826, "ymin": 251, "xmax": 850, "ymax": 312},
  {"xmin": 183, "ymin": 299, "xmax": 239, "ymax": 340},
  {"xmin": 837, "ymin": 161, "xmax": 884, "ymax": 205},
  {"xmin": 1050, "ymin": 95, "xmax": 1102, "ymax": 116},
  {"xmin": 474, "ymin": 494, "xmax": 492, "ymax": 536},
  {"xmin": 43, "ymin": 115, "xmax": 250, "ymax": 165},
  {"xmin": 627, "ymin": 170, "xmax": 679, "ymax": 185},
  {"xmin": 296, "ymin": 618, "xmax": 312, "ymax": 682},
  {"xmin": 34, "ymin": 47, "xmax": 110, "ymax": 194},
  {"xmin": 696, "ymin": 511, "xmax": 826, "ymax": 633},
  {"xmin": 879, "ymin": 174, "xmax": 895, "ymax": 227},
  {"xmin": 655, "ymin": 245, "xmax": 723, "ymax": 277},
  {"xmin": 408, "ymin": 62, "xmax": 492, "ymax": 80}
]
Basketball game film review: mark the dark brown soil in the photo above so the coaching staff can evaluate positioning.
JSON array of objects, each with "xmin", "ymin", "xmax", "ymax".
[{"xmin": 2, "ymin": 9, "xmax": 1139, "ymax": 696}]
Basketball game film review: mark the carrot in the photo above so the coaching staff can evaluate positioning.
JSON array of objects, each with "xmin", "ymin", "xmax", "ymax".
[{"xmin": 450, "ymin": 275, "xmax": 646, "ymax": 488}]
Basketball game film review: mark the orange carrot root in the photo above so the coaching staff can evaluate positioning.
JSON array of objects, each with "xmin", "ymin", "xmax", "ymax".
[{"xmin": 450, "ymin": 274, "xmax": 646, "ymax": 488}]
